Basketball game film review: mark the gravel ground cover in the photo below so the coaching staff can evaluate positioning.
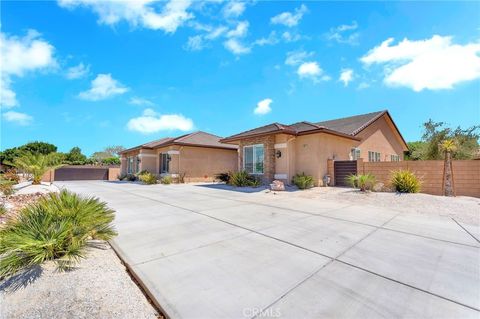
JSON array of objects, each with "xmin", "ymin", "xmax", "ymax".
[
  {"xmin": 278, "ymin": 186, "xmax": 480, "ymax": 225},
  {"xmin": 0, "ymin": 243, "xmax": 160, "ymax": 319}
]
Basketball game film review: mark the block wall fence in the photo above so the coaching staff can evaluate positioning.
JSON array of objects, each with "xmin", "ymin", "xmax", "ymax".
[{"xmin": 327, "ymin": 159, "xmax": 480, "ymax": 198}]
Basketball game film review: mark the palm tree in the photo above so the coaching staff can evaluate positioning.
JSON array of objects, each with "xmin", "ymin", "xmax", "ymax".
[
  {"xmin": 440, "ymin": 139, "xmax": 457, "ymax": 197},
  {"xmin": 13, "ymin": 153, "xmax": 63, "ymax": 185}
]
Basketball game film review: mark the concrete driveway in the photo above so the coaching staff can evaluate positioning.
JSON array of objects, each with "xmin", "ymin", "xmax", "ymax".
[{"xmin": 57, "ymin": 181, "xmax": 480, "ymax": 319}]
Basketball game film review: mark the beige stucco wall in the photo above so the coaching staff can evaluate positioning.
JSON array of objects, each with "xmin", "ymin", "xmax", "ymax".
[
  {"xmin": 293, "ymin": 133, "xmax": 357, "ymax": 186},
  {"xmin": 356, "ymin": 114, "xmax": 406, "ymax": 161},
  {"xmin": 122, "ymin": 145, "xmax": 237, "ymax": 182},
  {"xmin": 177, "ymin": 146, "xmax": 237, "ymax": 182}
]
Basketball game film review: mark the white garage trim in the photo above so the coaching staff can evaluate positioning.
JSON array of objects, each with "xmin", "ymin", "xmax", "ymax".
[
  {"xmin": 274, "ymin": 143, "xmax": 287, "ymax": 149},
  {"xmin": 167, "ymin": 150, "xmax": 180, "ymax": 155},
  {"xmin": 138, "ymin": 154, "xmax": 157, "ymax": 158}
]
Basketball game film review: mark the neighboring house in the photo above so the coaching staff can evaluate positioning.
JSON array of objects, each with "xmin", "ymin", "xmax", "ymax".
[
  {"xmin": 119, "ymin": 131, "xmax": 238, "ymax": 182},
  {"xmin": 221, "ymin": 110, "xmax": 408, "ymax": 185}
]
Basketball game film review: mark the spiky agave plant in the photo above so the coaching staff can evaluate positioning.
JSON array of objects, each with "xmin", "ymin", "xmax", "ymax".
[
  {"xmin": 346, "ymin": 174, "xmax": 376, "ymax": 192},
  {"xmin": 0, "ymin": 190, "xmax": 117, "ymax": 277}
]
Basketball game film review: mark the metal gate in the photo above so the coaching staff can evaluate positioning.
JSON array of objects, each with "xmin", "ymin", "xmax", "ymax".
[
  {"xmin": 54, "ymin": 166, "xmax": 109, "ymax": 181},
  {"xmin": 334, "ymin": 161, "xmax": 357, "ymax": 186}
]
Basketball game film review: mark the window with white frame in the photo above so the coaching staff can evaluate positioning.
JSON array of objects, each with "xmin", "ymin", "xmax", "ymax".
[
  {"xmin": 350, "ymin": 148, "xmax": 361, "ymax": 160},
  {"xmin": 391, "ymin": 154, "xmax": 400, "ymax": 162},
  {"xmin": 368, "ymin": 151, "xmax": 381, "ymax": 162},
  {"xmin": 243, "ymin": 144, "xmax": 264, "ymax": 174}
]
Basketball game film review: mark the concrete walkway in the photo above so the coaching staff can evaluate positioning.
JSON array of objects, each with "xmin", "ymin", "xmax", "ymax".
[{"xmin": 57, "ymin": 181, "xmax": 480, "ymax": 319}]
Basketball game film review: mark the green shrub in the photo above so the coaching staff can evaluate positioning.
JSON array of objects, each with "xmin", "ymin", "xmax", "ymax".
[
  {"xmin": 292, "ymin": 173, "xmax": 314, "ymax": 190},
  {"xmin": 346, "ymin": 174, "xmax": 376, "ymax": 192},
  {"xmin": 215, "ymin": 172, "xmax": 231, "ymax": 183},
  {"xmin": 229, "ymin": 171, "xmax": 261, "ymax": 187},
  {"xmin": 125, "ymin": 174, "xmax": 137, "ymax": 181},
  {"xmin": 161, "ymin": 176, "xmax": 172, "ymax": 184},
  {"xmin": 0, "ymin": 179, "xmax": 15, "ymax": 196},
  {"xmin": 0, "ymin": 190, "xmax": 117, "ymax": 278},
  {"xmin": 138, "ymin": 172, "xmax": 157, "ymax": 185},
  {"xmin": 13, "ymin": 153, "xmax": 63, "ymax": 184},
  {"xmin": 0, "ymin": 204, "xmax": 7, "ymax": 217},
  {"xmin": 391, "ymin": 170, "xmax": 421, "ymax": 193}
]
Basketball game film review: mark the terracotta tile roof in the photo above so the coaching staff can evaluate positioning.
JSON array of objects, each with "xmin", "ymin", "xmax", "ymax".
[{"xmin": 120, "ymin": 131, "xmax": 237, "ymax": 154}]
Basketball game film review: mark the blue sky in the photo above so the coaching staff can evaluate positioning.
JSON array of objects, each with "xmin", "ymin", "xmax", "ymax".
[{"xmin": 1, "ymin": 1, "xmax": 479, "ymax": 155}]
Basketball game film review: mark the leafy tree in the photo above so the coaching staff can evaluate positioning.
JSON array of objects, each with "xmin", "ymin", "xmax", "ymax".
[
  {"xmin": 406, "ymin": 120, "xmax": 479, "ymax": 160},
  {"xmin": 0, "ymin": 148, "xmax": 22, "ymax": 166},
  {"xmin": 65, "ymin": 147, "xmax": 87, "ymax": 164},
  {"xmin": 19, "ymin": 141, "xmax": 57, "ymax": 155},
  {"xmin": 91, "ymin": 151, "xmax": 110, "ymax": 162},
  {"xmin": 103, "ymin": 145, "xmax": 125, "ymax": 157}
]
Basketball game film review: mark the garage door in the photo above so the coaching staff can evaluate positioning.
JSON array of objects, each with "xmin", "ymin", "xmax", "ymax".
[
  {"xmin": 54, "ymin": 167, "xmax": 109, "ymax": 181},
  {"xmin": 334, "ymin": 161, "xmax": 357, "ymax": 186}
]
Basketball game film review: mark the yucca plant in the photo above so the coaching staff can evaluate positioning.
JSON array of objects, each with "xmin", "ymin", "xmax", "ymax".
[
  {"xmin": 0, "ymin": 190, "xmax": 117, "ymax": 278},
  {"xmin": 292, "ymin": 173, "xmax": 314, "ymax": 190},
  {"xmin": 13, "ymin": 153, "xmax": 63, "ymax": 184},
  {"xmin": 346, "ymin": 174, "xmax": 376, "ymax": 192},
  {"xmin": 229, "ymin": 171, "xmax": 260, "ymax": 187},
  {"xmin": 390, "ymin": 170, "xmax": 421, "ymax": 193}
]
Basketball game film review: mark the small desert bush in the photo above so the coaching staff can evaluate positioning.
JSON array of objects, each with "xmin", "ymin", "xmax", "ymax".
[
  {"xmin": 0, "ymin": 190, "xmax": 117, "ymax": 278},
  {"xmin": 390, "ymin": 170, "xmax": 421, "ymax": 193},
  {"xmin": 229, "ymin": 171, "xmax": 261, "ymax": 187},
  {"xmin": 3, "ymin": 169, "xmax": 20, "ymax": 184},
  {"xmin": 0, "ymin": 204, "xmax": 7, "ymax": 217},
  {"xmin": 215, "ymin": 172, "xmax": 231, "ymax": 183},
  {"xmin": 346, "ymin": 174, "xmax": 376, "ymax": 192},
  {"xmin": 292, "ymin": 173, "xmax": 314, "ymax": 190},
  {"xmin": 138, "ymin": 172, "xmax": 157, "ymax": 185},
  {"xmin": 0, "ymin": 179, "xmax": 15, "ymax": 196},
  {"xmin": 161, "ymin": 176, "xmax": 172, "ymax": 184}
]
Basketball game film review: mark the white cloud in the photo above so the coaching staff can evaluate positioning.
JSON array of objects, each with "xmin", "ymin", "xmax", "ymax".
[
  {"xmin": 357, "ymin": 82, "xmax": 370, "ymax": 90},
  {"xmin": 185, "ymin": 35, "xmax": 204, "ymax": 51},
  {"xmin": 254, "ymin": 98, "xmax": 272, "ymax": 115},
  {"xmin": 326, "ymin": 21, "xmax": 359, "ymax": 45},
  {"xmin": 285, "ymin": 50, "xmax": 314, "ymax": 66},
  {"xmin": 224, "ymin": 38, "xmax": 251, "ymax": 55},
  {"xmin": 339, "ymin": 68, "xmax": 354, "ymax": 86},
  {"xmin": 127, "ymin": 108, "xmax": 194, "ymax": 133},
  {"xmin": 78, "ymin": 73, "xmax": 129, "ymax": 101},
  {"xmin": 361, "ymin": 35, "xmax": 480, "ymax": 91},
  {"xmin": 3, "ymin": 111, "xmax": 33, "ymax": 126},
  {"xmin": 129, "ymin": 97, "xmax": 154, "ymax": 106},
  {"xmin": 226, "ymin": 21, "xmax": 249, "ymax": 38},
  {"xmin": 58, "ymin": 0, "xmax": 193, "ymax": 33},
  {"xmin": 223, "ymin": 1, "xmax": 245, "ymax": 18},
  {"xmin": 0, "ymin": 29, "xmax": 56, "ymax": 108},
  {"xmin": 270, "ymin": 4, "xmax": 308, "ymax": 27},
  {"xmin": 205, "ymin": 26, "xmax": 228, "ymax": 40},
  {"xmin": 282, "ymin": 31, "xmax": 301, "ymax": 43},
  {"xmin": 66, "ymin": 62, "xmax": 90, "ymax": 79},
  {"xmin": 253, "ymin": 31, "xmax": 279, "ymax": 46},
  {"xmin": 297, "ymin": 62, "xmax": 329, "ymax": 82}
]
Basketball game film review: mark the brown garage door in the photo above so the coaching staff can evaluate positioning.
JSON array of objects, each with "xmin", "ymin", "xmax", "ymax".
[
  {"xmin": 334, "ymin": 161, "xmax": 357, "ymax": 186},
  {"xmin": 54, "ymin": 166, "xmax": 109, "ymax": 181}
]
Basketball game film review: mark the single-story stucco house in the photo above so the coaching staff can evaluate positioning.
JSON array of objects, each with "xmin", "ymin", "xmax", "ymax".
[
  {"xmin": 119, "ymin": 131, "xmax": 238, "ymax": 182},
  {"xmin": 221, "ymin": 110, "xmax": 408, "ymax": 186}
]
